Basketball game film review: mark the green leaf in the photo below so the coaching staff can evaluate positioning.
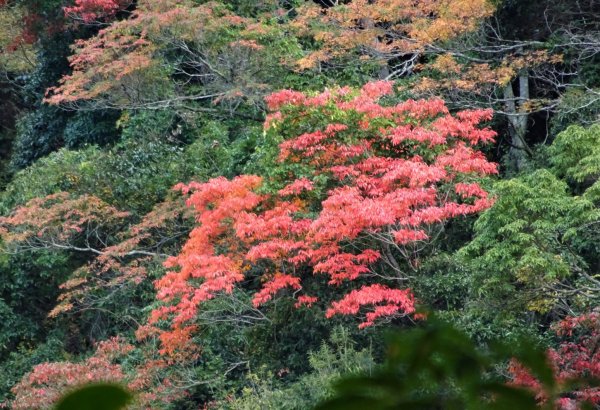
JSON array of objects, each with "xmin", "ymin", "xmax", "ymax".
[
  {"xmin": 54, "ymin": 383, "xmax": 132, "ymax": 410},
  {"xmin": 480, "ymin": 383, "xmax": 539, "ymax": 410}
]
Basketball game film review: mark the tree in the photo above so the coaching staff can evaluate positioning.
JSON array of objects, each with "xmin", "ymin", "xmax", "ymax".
[
  {"xmin": 8, "ymin": 338, "xmax": 132, "ymax": 410},
  {"xmin": 290, "ymin": 0, "xmax": 495, "ymax": 75},
  {"xmin": 289, "ymin": 0, "xmax": 600, "ymax": 172},
  {"xmin": 7, "ymin": 336, "xmax": 185, "ymax": 409},
  {"xmin": 145, "ymin": 82, "xmax": 498, "ymax": 355},
  {"xmin": 44, "ymin": 0, "xmax": 302, "ymax": 114},
  {"xmin": 0, "ymin": 190, "xmax": 194, "ymax": 318},
  {"xmin": 0, "ymin": 3, "xmax": 36, "ymax": 73},
  {"xmin": 459, "ymin": 123, "xmax": 600, "ymax": 326}
]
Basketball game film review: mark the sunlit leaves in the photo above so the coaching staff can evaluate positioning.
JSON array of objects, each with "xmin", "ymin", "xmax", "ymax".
[{"xmin": 290, "ymin": 0, "xmax": 495, "ymax": 69}]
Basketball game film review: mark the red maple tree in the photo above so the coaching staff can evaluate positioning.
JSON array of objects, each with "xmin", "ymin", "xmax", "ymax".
[{"xmin": 149, "ymin": 81, "xmax": 498, "ymax": 353}]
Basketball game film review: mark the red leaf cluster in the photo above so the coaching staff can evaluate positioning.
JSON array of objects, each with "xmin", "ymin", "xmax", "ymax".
[
  {"xmin": 8, "ymin": 338, "xmax": 132, "ymax": 410},
  {"xmin": 64, "ymin": 0, "xmax": 131, "ymax": 23},
  {"xmin": 7, "ymin": 335, "xmax": 187, "ymax": 409},
  {"xmin": 509, "ymin": 310, "xmax": 600, "ymax": 409},
  {"xmin": 150, "ymin": 82, "xmax": 497, "ymax": 354}
]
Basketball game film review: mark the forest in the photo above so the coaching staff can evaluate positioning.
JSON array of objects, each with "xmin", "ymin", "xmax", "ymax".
[{"xmin": 0, "ymin": 0, "xmax": 598, "ymax": 408}]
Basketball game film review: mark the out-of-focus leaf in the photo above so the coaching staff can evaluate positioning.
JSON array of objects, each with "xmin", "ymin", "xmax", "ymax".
[{"xmin": 54, "ymin": 383, "xmax": 132, "ymax": 410}]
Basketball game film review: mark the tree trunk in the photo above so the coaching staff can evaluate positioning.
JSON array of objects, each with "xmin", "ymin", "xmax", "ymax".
[{"xmin": 504, "ymin": 71, "xmax": 532, "ymax": 172}]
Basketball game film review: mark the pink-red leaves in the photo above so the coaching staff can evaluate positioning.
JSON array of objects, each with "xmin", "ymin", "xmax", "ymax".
[
  {"xmin": 151, "ymin": 83, "xmax": 497, "ymax": 354},
  {"xmin": 326, "ymin": 285, "xmax": 416, "ymax": 329},
  {"xmin": 64, "ymin": 0, "xmax": 131, "ymax": 23},
  {"xmin": 509, "ymin": 310, "xmax": 600, "ymax": 409}
]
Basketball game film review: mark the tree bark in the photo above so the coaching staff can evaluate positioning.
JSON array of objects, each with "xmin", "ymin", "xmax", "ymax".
[{"xmin": 504, "ymin": 70, "xmax": 532, "ymax": 172}]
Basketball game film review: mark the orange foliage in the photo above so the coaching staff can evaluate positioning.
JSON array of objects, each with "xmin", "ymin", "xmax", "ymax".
[
  {"xmin": 54, "ymin": 197, "xmax": 193, "ymax": 317},
  {"xmin": 0, "ymin": 194, "xmax": 193, "ymax": 320},
  {"xmin": 44, "ymin": 0, "xmax": 287, "ymax": 109},
  {"xmin": 412, "ymin": 51, "xmax": 564, "ymax": 100},
  {"xmin": 64, "ymin": 0, "xmax": 131, "ymax": 23},
  {"xmin": 290, "ymin": 0, "xmax": 495, "ymax": 69}
]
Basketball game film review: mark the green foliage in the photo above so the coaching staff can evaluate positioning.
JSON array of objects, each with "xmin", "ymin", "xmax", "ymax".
[
  {"xmin": 4, "ymin": 0, "xmax": 600, "ymax": 406},
  {"xmin": 10, "ymin": 106, "xmax": 69, "ymax": 171},
  {"xmin": 1, "ymin": 112, "xmax": 244, "ymax": 214},
  {"xmin": 9, "ymin": 31, "xmax": 77, "ymax": 170},
  {"xmin": 459, "ymin": 169, "xmax": 600, "ymax": 317},
  {"xmin": 0, "ymin": 251, "xmax": 76, "ymax": 356},
  {"xmin": 0, "ymin": 334, "xmax": 66, "ymax": 403},
  {"xmin": 118, "ymin": 110, "xmax": 177, "ymax": 142},
  {"xmin": 63, "ymin": 111, "xmax": 120, "ymax": 149},
  {"xmin": 95, "ymin": 138, "xmax": 190, "ymax": 213},
  {"xmin": 1, "ymin": 148, "xmax": 98, "ymax": 212},
  {"xmin": 223, "ymin": 327, "xmax": 374, "ymax": 409},
  {"xmin": 222, "ymin": 0, "xmax": 286, "ymax": 17},
  {"xmin": 0, "ymin": 299, "xmax": 37, "ymax": 353},
  {"xmin": 54, "ymin": 384, "xmax": 132, "ymax": 410},
  {"xmin": 243, "ymin": 298, "xmax": 335, "ymax": 375},
  {"xmin": 315, "ymin": 319, "xmax": 581, "ymax": 410},
  {"xmin": 549, "ymin": 123, "xmax": 600, "ymax": 186},
  {"xmin": 551, "ymin": 90, "xmax": 600, "ymax": 136},
  {"xmin": 413, "ymin": 254, "xmax": 472, "ymax": 313},
  {"xmin": 456, "ymin": 126, "xmax": 600, "ymax": 334},
  {"xmin": 9, "ymin": 106, "xmax": 116, "ymax": 172}
]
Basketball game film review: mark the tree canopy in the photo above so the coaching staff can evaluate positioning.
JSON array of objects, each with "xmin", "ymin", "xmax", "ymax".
[{"xmin": 0, "ymin": 0, "xmax": 598, "ymax": 408}]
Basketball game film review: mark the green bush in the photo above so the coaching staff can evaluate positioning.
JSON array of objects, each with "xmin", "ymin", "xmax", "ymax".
[{"xmin": 223, "ymin": 327, "xmax": 374, "ymax": 410}]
